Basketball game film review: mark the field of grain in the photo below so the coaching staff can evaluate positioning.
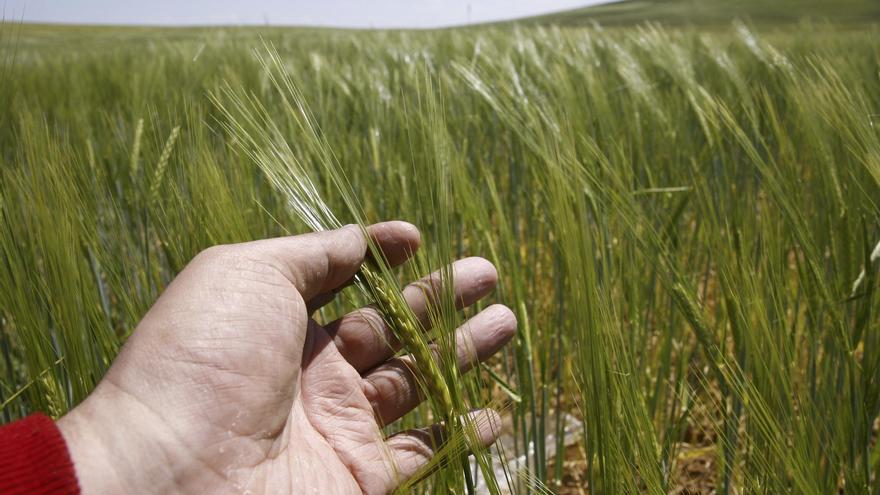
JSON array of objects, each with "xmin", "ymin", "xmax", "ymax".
[{"xmin": 2, "ymin": 13, "xmax": 880, "ymax": 494}]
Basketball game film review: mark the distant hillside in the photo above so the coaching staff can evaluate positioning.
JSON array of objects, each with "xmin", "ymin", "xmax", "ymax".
[{"xmin": 530, "ymin": 0, "xmax": 880, "ymax": 26}]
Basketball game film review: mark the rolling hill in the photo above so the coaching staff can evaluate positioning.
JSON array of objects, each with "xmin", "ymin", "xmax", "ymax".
[{"xmin": 529, "ymin": 0, "xmax": 880, "ymax": 26}]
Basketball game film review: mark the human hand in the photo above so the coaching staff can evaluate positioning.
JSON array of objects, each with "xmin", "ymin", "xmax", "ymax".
[{"xmin": 58, "ymin": 222, "xmax": 515, "ymax": 494}]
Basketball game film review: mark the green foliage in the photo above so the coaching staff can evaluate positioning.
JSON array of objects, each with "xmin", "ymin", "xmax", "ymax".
[{"xmin": 2, "ymin": 18, "xmax": 880, "ymax": 493}]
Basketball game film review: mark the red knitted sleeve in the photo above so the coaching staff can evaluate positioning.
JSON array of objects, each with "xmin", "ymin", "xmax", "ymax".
[{"xmin": 0, "ymin": 413, "xmax": 80, "ymax": 495}]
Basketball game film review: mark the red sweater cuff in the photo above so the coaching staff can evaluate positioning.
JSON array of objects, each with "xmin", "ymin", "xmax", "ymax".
[{"xmin": 0, "ymin": 413, "xmax": 80, "ymax": 495}]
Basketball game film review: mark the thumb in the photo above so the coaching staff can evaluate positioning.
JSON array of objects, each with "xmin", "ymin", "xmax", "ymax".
[{"xmin": 239, "ymin": 221, "xmax": 420, "ymax": 301}]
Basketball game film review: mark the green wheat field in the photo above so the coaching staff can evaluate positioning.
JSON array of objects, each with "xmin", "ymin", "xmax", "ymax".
[{"xmin": 2, "ymin": 2, "xmax": 880, "ymax": 493}]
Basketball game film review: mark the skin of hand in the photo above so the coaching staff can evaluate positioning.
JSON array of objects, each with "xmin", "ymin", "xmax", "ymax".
[{"xmin": 57, "ymin": 221, "xmax": 516, "ymax": 494}]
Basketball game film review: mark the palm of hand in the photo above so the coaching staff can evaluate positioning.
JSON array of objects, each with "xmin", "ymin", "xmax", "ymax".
[
  {"xmin": 61, "ymin": 223, "xmax": 515, "ymax": 495},
  {"xmin": 131, "ymin": 251, "xmax": 387, "ymax": 494}
]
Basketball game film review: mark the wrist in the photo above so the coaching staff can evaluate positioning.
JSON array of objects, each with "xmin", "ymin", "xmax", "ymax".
[{"xmin": 57, "ymin": 382, "xmax": 176, "ymax": 495}]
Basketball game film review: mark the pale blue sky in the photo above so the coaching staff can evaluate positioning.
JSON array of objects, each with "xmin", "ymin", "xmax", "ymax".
[{"xmin": 3, "ymin": 1, "xmax": 605, "ymax": 28}]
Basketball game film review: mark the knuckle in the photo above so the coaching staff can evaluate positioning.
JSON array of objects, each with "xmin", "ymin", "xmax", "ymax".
[
  {"xmin": 195, "ymin": 244, "xmax": 229, "ymax": 261},
  {"xmin": 361, "ymin": 378, "xmax": 382, "ymax": 412},
  {"xmin": 193, "ymin": 244, "xmax": 242, "ymax": 268}
]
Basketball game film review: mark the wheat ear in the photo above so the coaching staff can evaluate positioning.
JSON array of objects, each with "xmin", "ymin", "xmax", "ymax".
[
  {"xmin": 148, "ymin": 125, "xmax": 181, "ymax": 207},
  {"xmin": 360, "ymin": 262, "xmax": 453, "ymax": 417}
]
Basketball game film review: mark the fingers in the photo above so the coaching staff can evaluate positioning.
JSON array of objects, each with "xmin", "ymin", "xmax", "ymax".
[
  {"xmin": 362, "ymin": 304, "xmax": 516, "ymax": 426},
  {"xmin": 326, "ymin": 257, "xmax": 498, "ymax": 372},
  {"xmin": 306, "ymin": 222, "xmax": 423, "ymax": 313},
  {"xmin": 234, "ymin": 221, "xmax": 420, "ymax": 301},
  {"xmin": 368, "ymin": 221, "xmax": 421, "ymax": 267},
  {"xmin": 385, "ymin": 409, "xmax": 502, "ymax": 486}
]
